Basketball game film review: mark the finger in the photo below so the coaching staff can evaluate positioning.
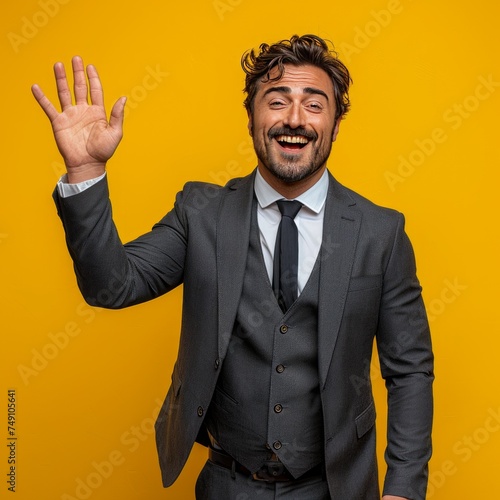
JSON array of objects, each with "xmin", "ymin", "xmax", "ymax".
[
  {"xmin": 87, "ymin": 64, "xmax": 104, "ymax": 108},
  {"xmin": 109, "ymin": 96, "xmax": 127, "ymax": 134},
  {"xmin": 72, "ymin": 55, "xmax": 88, "ymax": 105},
  {"xmin": 31, "ymin": 84, "xmax": 60, "ymax": 122},
  {"xmin": 53, "ymin": 61, "xmax": 72, "ymax": 110}
]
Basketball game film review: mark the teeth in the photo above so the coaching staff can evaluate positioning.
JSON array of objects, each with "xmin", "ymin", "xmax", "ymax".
[{"xmin": 276, "ymin": 135, "xmax": 309, "ymax": 144}]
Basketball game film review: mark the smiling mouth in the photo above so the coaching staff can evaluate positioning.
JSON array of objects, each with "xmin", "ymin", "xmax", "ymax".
[{"xmin": 275, "ymin": 134, "xmax": 310, "ymax": 150}]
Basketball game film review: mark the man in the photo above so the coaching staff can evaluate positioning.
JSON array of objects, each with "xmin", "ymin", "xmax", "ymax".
[{"xmin": 32, "ymin": 35, "xmax": 433, "ymax": 499}]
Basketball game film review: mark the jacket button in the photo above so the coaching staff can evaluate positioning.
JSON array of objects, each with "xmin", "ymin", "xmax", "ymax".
[
  {"xmin": 197, "ymin": 406, "xmax": 204, "ymax": 417},
  {"xmin": 274, "ymin": 404, "xmax": 283, "ymax": 413},
  {"xmin": 273, "ymin": 441, "xmax": 282, "ymax": 450},
  {"xmin": 276, "ymin": 364, "xmax": 285, "ymax": 373},
  {"xmin": 279, "ymin": 324, "xmax": 288, "ymax": 334}
]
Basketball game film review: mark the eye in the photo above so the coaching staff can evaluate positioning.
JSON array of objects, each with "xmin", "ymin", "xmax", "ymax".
[
  {"xmin": 307, "ymin": 102, "xmax": 323, "ymax": 111},
  {"xmin": 269, "ymin": 100, "xmax": 286, "ymax": 108}
]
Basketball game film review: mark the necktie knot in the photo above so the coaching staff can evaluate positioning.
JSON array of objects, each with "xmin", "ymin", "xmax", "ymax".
[{"xmin": 277, "ymin": 200, "xmax": 302, "ymax": 219}]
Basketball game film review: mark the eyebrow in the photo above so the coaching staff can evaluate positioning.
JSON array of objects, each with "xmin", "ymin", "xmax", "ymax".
[{"xmin": 262, "ymin": 86, "xmax": 329, "ymax": 101}]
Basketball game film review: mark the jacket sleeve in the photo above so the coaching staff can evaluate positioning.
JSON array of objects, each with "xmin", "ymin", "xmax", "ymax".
[
  {"xmin": 52, "ymin": 176, "xmax": 189, "ymax": 308},
  {"xmin": 376, "ymin": 213, "xmax": 434, "ymax": 500}
]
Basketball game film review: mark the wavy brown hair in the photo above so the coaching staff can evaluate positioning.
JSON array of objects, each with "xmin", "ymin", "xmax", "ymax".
[{"xmin": 241, "ymin": 34, "xmax": 352, "ymax": 121}]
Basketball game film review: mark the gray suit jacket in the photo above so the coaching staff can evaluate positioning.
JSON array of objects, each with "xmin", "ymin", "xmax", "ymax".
[{"xmin": 53, "ymin": 169, "xmax": 433, "ymax": 500}]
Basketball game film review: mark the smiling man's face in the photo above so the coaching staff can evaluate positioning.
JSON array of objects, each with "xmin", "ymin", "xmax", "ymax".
[{"xmin": 248, "ymin": 64, "xmax": 340, "ymax": 195}]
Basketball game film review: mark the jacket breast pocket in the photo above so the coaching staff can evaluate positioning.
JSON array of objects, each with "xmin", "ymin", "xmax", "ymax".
[
  {"xmin": 344, "ymin": 275, "xmax": 382, "ymax": 326},
  {"xmin": 348, "ymin": 274, "xmax": 382, "ymax": 293}
]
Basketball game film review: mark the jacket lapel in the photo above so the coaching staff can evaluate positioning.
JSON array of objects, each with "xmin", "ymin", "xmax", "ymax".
[
  {"xmin": 317, "ymin": 173, "xmax": 362, "ymax": 388},
  {"xmin": 216, "ymin": 171, "xmax": 255, "ymax": 360}
]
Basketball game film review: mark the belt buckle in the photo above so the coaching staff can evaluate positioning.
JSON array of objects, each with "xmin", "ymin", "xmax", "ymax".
[{"xmin": 252, "ymin": 461, "xmax": 290, "ymax": 482}]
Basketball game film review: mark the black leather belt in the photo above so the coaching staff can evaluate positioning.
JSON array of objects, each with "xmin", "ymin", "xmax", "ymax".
[{"xmin": 208, "ymin": 447, "xmax": 322, "ymax": 483}]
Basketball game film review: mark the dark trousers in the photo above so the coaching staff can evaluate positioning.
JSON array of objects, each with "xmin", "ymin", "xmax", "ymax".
[{"xmin": 195, "ymin": 459, "xmax": 330, "ymax": 500}]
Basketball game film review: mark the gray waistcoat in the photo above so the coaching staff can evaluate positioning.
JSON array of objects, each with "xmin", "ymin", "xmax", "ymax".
[{"xmin": 204, "ymin": 201, "xmax": 324, "ymax": 479}]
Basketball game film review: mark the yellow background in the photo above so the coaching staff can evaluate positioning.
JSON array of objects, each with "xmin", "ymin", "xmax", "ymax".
[{"xmin": 1, "ymin": 0, "xmax": 499, "ymax": 498}]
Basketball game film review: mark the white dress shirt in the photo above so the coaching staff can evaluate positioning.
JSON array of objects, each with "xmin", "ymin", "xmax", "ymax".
[
  {"xmin": 254, "ymin": 168, "xmax": 328, "ymax": 295},
  {"xmin": 57, "ymin": 168, "xmax": 328, "ymax": 295},
  {"xmin": 57, "ymin": 172, "xmax": 106, "ymax": 198}
]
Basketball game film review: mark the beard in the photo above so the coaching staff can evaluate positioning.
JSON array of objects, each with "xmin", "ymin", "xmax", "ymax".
[{"xmin": 253, "ymin": 125, "xmax": 334, "ymax": 184}]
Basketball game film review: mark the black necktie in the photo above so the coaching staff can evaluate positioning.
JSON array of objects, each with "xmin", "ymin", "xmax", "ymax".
[{"xmin": 273, "ymin": 200, "xmax": 303, "ymax": 312}]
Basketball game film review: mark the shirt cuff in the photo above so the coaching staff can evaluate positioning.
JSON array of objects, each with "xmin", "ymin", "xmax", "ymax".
[{"xmin": 57, "ymin": 172, "xmax": 106, "ymax": 198}]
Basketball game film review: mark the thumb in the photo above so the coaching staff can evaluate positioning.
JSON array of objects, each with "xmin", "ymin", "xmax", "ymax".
[{"xmin": 109, "ymin": 96, "xmax": 127, "ymax": 133}]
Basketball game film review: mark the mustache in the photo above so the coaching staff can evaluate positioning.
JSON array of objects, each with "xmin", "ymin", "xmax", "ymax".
[{"xmin": 268, "ymin": 126, "xmax": 317, "ymax": 141}]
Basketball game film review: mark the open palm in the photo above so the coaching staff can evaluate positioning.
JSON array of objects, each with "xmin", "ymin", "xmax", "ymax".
[{"xmin": 32, "ymin": 56, "xmax": 125, "ymax": 181}]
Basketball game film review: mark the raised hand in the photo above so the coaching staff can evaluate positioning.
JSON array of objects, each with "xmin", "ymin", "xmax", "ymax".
[{"xmin": 32, "ymin": 56, "xmax": 126, "ymax": 183}]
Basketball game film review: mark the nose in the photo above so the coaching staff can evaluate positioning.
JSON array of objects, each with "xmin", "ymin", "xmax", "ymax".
[{"xmin": 284, "ymin": 102, "xmax": 306, "ymax": 129}]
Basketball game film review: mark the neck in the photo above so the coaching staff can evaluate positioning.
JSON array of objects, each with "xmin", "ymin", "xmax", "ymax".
[{"xmin": 257, "ymin": 164, "xmax": 327, "ymax": 199}]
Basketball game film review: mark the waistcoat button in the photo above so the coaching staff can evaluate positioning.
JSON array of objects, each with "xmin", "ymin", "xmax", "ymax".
[
  {"xmin": 274, "ymin": 404, "xmax": 283, "ymax": 413},
  {"xmin": 279, "ymin": 324, "xmax": 288, "ymax": 334},
  {"xmin": 273, "ymin": 441, "xmax": 282, "ymax": 450},
  {"xmin": 276, "ymin": 364, "xmax": 285, "ymax": 373},
  {"xmin": 197, "ymin": 406, "xmax": 204, "ymax": 417}
]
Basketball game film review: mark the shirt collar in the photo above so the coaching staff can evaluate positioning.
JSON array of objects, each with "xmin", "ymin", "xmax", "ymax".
[{"xmin": 254, "ymin": 167, "xmax": 329, "ymax": 214}]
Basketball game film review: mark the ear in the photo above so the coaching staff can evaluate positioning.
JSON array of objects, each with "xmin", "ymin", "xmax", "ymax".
[{"xmin": 332, "ymin": 119, "xmax": 341, "ymax": 142}]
